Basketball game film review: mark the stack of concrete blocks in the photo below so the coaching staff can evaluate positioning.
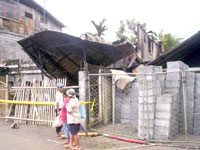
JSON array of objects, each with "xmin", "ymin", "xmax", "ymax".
[
  {"xmin": 185, "ymin": 72, "xmax": 195, "ymax": 134},
  {"xmin": 165, "ymin": 61, "xmax": 190, "ymax": 134},
  {"xmin": 154, "ymin": 94, "xmax": 177, "ymax": 140},
  {"xmin": 193, "ymin": 73, "xmax": 200, "ymax": 134},
  {"xmin": 115, "ymin": 81, "xmax": 139, "ymax": 127},
  {"xmin": 137, "ymin": 65, "xmax": 163, "ymax": 139}
]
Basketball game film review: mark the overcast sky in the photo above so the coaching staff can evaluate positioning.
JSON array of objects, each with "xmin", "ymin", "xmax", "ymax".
[{"xmin": 35, "ymin": 0, "xmax": 200, "ymax": 42}]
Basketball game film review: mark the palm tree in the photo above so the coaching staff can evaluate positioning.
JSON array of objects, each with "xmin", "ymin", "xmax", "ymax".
[{"xmin": 91, "ymin": 18, "xmax": 108, "ymax": 37}]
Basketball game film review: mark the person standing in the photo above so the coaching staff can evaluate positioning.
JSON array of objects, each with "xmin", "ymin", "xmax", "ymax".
[
  {"xmin": 65, "ymin": 89, "xmax": 81, "ymax": 150},
  {"xmin": 55, "ymin": 83, "xmax": 64, "ymax": 137},
  {"xmin": 61, "ymin": 88, "xmax": 71, "ymax": 145}
]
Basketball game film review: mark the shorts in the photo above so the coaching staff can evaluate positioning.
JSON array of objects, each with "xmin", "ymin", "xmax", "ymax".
[{"xmin": 69, "ymin": 124, "xmax": 80, "ymax": 134}]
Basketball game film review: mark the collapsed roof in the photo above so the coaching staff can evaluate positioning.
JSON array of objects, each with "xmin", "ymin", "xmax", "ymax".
[{"xmin": 18, "ymin": 31, "xmax": 136, "ymax": 83}]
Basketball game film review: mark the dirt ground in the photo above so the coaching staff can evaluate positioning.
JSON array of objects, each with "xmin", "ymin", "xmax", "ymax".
[{"xmin": 0, "ymin": 120, "xmax": 200, "ymax": 150}]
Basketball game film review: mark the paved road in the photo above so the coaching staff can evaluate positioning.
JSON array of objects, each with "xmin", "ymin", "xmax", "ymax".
[
  {"xmin": 0, "ymin": 121, "xmax": 197, "ymax": 150},
  {"xmin": 0, "ymin": 121, "xmax": 64, "ymax": 150}
]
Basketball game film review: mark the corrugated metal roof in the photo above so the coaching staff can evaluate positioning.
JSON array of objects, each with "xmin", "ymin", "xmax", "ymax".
[{"xmin": 18, "ymin": 31, "xmax": 136, "ymax": 84}]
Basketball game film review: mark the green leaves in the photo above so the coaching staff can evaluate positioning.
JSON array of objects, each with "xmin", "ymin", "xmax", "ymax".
[
  {"xmin": 116, "ymin": 19, "xmax": 146, "ymax": 44},
  {"xmin": 91, "ymin": 18, "xmax": 108, "ymax": 37},
  {"xmin": 155, "ymin": 30, "xmax": 183, "ymax": 51}
]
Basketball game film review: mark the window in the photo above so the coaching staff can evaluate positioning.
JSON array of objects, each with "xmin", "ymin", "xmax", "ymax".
[{"xmin": 25, "ymin": 12, "xmax": 33, "ymax": 19}]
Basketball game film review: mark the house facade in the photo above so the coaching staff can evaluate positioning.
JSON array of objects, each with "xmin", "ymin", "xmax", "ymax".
[
  {"xmin": 0, "ymin": 0, "xmax": 65, "ymax": 62},
  {"xmin": 0, "ymin": 0, "xmax": 65, "ymax": 86}
]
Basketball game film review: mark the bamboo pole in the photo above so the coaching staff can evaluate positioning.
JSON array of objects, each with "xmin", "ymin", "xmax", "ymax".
[
  {"xmin": 2, "ymin": 78, "xmax": 75, "ymax": 126},
  {"xmin": 45, "ymin": 80, "xmax": 50, "ymax": 126},
  {"xmin": 5, "ymin": 75, "xmax": 8, "ymax": 119},
  {"xmin": 0, "ymin": 116, "xmax": 53, "ymax": 123},
  {"xmin": 31, "ymin": 79, "xmax": 36, "ymax": 125}
]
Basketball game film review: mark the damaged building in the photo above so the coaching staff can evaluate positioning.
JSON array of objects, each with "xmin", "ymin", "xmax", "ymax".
[
  {"xmin": 0, "ymin": 0, "xmax": 164, "ymax": 86},
  {"xmin": 17, "ymin": 25, "xmax": 164, "ymax": 85},
  {"xmin": 0, "ymin": 0, "xmax": 65, "ymax": 85}
]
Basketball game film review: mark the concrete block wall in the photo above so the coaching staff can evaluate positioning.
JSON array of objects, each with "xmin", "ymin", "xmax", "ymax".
[
  {"xmin": 194, "ymin": 73, "xmax": 200, "ymax": 134},
  {"xmin": 0, "ymin": 31, "xmax": 30, "ymax": 62},
  {"xmin": 185, "ymin": 72, "xmax": 195, "ymax": 134},
  {"xmin": 112, "ymin": 61, "xmax": 200, "ymax": 139},
  {"xmin": 115, "ymin": 81, "xmax": 139, "ymax": 126},
  {"xmin": 154, "ymin": 94, "xmax": 178, "ymax": 140},
  {"xmin": 136, "ymin": 61, "xmax": 197, "ymax": 140},
  {"xmin": 137, "ymin": 65, "xmax": 163, "ymax": 139},
  {"xmin": 165, "ymin": 61, "xmax": 192, "ymax": 134}
]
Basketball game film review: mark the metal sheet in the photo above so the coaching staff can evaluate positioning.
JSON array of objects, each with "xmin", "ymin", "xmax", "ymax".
[{"xmin": 18, "ymin": 31, "xmax": 136, "ymax": 84}]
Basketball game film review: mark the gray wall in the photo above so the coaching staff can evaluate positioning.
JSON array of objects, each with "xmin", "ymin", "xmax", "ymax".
[
  {"xmin": 0, "ymin": 31, "xmax": 28, "ymax": 61},
  {"xmin": 115, "ymin": 81, "xmax": 139, "ymax": 125},
  {"xmin": 116, "ymin": 61, "xmax": 200, "ymax": 139},
  {"xmin": 0, "ymin": 1, "xmax": 63, "ymax": 62}
]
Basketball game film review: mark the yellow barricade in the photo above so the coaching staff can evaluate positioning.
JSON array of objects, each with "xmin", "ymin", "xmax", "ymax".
[{"xmin": 0, "ymin": 99, "xmax": 96, "ymax": 111}]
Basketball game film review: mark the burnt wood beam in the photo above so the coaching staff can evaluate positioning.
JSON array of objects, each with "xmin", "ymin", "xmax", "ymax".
[
  {"xmin": 85, "ymin": 54, "xmax": 100, "ymax": 66},
  {"xmin": 70, "ymin": 46, "xmax": 100, "ymax": 66},
  {"xmin": 37, "ymin": 48, "xmax": 77, "ymax": 82},
  {"xmin": 56, "ymin": 48, "xmax": 80, "ymax": 68},
  {"xmin": 30, "ymin": 39, "xmax": 77, "ymax": 82},
  {"xmin": 39, "ymin": 47, "xmax": 57, "ymax": 57},
  {"xmin": 38, "ymin": 49, "xmax": 44, "ymax": 80},
  {"xmin": 26, "ymin": 47, "xmax": 53, "ymax": 79},
  {"xmin": 57, "ymin": 56, "xmax": 67, "ymax": 64}
]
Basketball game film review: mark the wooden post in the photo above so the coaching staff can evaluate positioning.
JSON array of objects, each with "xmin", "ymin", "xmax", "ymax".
[
  {"xmin": 78, "ymin": 70, "xmax": 89, "ymax": 129},
  {"xmin": 5, "ymin": 75, "xmax": 9, "ymax": 121}
]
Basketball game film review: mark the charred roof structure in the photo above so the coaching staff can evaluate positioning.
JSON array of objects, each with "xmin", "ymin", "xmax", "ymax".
[{"xmin": 18, "ymin": 31, "xmax": 137, "ymax": 84}]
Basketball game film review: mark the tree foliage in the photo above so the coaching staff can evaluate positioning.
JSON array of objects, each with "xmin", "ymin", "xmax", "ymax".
[
  {"xmin": 154, "ymin": 30, "xmax": 183, "ymax": 51},
  {"xmin": 116, "ymin": 18, "xmax": 182, "ymax": 51},
  {"xmin": 116, "ymin": 19, "xmax": 146, "ymax": 44},
  {"xmin": 91, "ymin": 18, "xmax": 108, "ymax": 37}
]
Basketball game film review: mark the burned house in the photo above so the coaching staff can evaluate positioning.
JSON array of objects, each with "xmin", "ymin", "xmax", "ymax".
[
  {"xmin": 0, "ymin": 0, "xmax": 163, "ymax": 86},
  {"xmin": 18, "ymin": 25, "xmax": 164, "ymax": 85}
]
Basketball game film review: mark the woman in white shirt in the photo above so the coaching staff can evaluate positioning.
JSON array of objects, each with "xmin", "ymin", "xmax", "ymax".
[{"xmin": 64, "ymin": 89, "xmax": 81, "ymax": 150}]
